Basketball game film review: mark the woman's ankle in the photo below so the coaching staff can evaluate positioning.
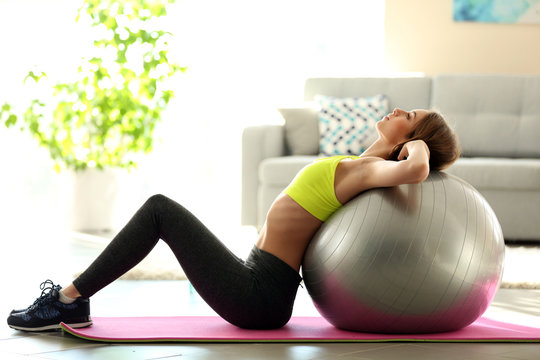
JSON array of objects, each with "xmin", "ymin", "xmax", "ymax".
[{"xmin": 62, "ymin": 283, "xmax": 82, "ymax": 299}]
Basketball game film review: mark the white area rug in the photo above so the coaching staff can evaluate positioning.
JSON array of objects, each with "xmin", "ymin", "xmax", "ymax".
[
  {"xmin": 115, "ymin": 246, "xmax": 540, "ymax": 289},
  {"xmin": 73, "ymin": 232, "xmax": 540, "ymax": 289},
  {"xmin": 117, "ymin": 260, "xmax": 187, "ymax": 281},
  {"xmin": 501, "ymin": 245, "xmax": 540, "ymax": 289}
]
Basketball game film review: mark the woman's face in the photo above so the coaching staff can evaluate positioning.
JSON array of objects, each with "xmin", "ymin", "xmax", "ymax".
[{"xmin": 376, "ymin": 108, "xmax": 428, "ymax": 144}]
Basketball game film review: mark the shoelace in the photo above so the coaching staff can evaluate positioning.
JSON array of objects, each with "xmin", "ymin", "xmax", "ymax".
[{"xmin": 28, "ymin": 279, "xmax": 61, "ymax": 310}]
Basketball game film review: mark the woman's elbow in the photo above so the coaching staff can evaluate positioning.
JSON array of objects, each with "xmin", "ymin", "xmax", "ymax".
[{"xmin": 409, "ymin": 162, "xmax": 430, "ymax": 184}]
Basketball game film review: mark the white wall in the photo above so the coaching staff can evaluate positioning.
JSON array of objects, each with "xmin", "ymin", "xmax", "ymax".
[
  {"xmin": 0, "ymin": 0, "xmax": 385, "ymax": 247},
  {"xmin": 384, "ymin": 0, "xmax": 540, "ymax": 75}
]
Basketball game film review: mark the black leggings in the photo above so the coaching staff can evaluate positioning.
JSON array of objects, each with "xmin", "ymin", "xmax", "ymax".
[{"xmin": 73, "ymin": 194, "xmax": 302, "ymax": 329}]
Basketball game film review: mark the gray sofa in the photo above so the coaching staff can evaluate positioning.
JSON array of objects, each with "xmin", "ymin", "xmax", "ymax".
[{"xmin": 242, "ymin": 75, "xmax": 540, "ymax": 242}]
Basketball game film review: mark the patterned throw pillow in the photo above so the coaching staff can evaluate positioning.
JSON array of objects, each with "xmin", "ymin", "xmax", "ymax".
[{"xmin": 317, "ymin": 94, "xmax": 388, "ymax": 156}]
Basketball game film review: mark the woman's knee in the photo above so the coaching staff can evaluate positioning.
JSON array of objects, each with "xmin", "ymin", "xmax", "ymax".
[
  {"xmin": 146, "ymin": 193, "xmax": 170, "ymax": 204},
  {"xmin": 139, "ymin": 194, "xmax": 175, "ymax": 220},
  {"xmin": 143, "ymin": 194, "xmax": 175, "ymax": 211}
]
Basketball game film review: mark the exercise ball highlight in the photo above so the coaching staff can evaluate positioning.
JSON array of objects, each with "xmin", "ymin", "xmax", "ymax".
[{"xmin": 302, "ymin": 172, "xmax": 505, "ymax": 334}]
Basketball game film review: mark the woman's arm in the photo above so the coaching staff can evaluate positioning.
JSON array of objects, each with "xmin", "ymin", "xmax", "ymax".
[
  {"xmin": 334, "ymin": 140, "xmax": 430, "ymax": 205},
  {"xmin": 363, "ymin": 140, "xmax": 430, "ymax": 188}
]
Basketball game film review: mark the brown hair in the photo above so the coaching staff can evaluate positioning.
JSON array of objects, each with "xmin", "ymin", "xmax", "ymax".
[{"xmin": 388, "ymin": 111, "xmax": 461, "ymax": 171}]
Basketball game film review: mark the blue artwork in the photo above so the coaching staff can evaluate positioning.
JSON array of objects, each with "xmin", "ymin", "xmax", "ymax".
[{"xmin": 454, "ymin": 0, "xmax": 540, "ymax": 23}]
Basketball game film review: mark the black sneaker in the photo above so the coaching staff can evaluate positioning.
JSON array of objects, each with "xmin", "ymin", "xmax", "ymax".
[{"xmin": 7, "ymin": 280, "xmax": 92, "ymax": 331}]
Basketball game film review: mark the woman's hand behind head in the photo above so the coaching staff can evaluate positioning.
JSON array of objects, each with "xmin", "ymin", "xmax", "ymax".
[
  {"xmin": 397, "ymin": 140, "xmax": 430, "ymax": 161},
  {"xmin": 390, "ymin": 111, "xmax": 460, "ymax": 171}
]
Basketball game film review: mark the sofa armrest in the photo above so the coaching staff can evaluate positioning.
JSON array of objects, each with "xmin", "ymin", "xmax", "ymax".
[{"xmin": 241, "ymin": 125, "xmax": 286, "ymax": 226}]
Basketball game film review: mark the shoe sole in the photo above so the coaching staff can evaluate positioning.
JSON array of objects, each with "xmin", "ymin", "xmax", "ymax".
[{"xmin": 8, "ymin": 320, "xmax": 93, "ymax": 332}]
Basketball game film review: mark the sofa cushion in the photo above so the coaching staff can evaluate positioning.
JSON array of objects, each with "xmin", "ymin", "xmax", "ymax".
[
  {"xmin": 279, "ymin": 107, "xmax": 319, "ymax": 156},
  {"xmin": 260, "ymin": 156, "xmax": 540, "ymax": 191},
  {"xmin": 446, "ymin": 158, "xmax": 540, "ymax": 190},
  {"xmin": 303, "ymin": 77, "xmax": 432, "ymax": 110},
  {"xmin": 259, "ymin": 156, "xmax": 318, "ymax": 187},
  {"xmin": 432, "ymin": 75, "xmax": 540, "ymax": 158},
  {"xmin": 317, "ymin": 94, "xmax": 388, "ymax": 156}
]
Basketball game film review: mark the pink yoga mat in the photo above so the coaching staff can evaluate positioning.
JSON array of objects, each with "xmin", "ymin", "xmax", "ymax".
[{"xmin": 61, "ymin": 316, "xmax": 540, "ymax": 343}]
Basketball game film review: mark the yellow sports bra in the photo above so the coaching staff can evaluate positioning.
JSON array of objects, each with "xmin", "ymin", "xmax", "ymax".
[{"xmin": 284, "ymin": 155, "xmax": 360, "ymax": 221}]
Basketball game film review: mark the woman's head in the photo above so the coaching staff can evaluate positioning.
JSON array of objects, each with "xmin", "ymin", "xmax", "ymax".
[{"xmin": 384, "ymin": 109, "xmax": 461, "ymax": 171}]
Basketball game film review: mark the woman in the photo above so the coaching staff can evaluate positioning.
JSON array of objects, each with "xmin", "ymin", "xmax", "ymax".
[{"xmin": 7, "ymin": 108, "xmax": 460, "ymax": 331}]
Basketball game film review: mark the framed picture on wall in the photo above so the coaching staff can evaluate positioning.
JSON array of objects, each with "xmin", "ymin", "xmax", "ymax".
[{"xmin": 454, "ymin": 0, "xmax": 540, "ymax": 24}]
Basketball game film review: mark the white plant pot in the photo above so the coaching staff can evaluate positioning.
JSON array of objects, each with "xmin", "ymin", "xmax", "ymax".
[{"xmin": 69, "ymin": 167, "xmax": 119, "ymax": 233}]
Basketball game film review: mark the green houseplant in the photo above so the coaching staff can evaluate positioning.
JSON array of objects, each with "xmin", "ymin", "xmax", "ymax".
[
  {"xmin": 1, "ymin": 0, "xmax": 183, "ymax": 172},
  {"xmin": 0, "ymin": 0, "xmax": 184, "ymax": 231}
]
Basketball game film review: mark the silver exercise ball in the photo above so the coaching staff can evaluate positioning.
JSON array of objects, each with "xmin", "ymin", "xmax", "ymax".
[{"xmin": 302, "ymin": 172, "xmax": 505, "ymax": 334}]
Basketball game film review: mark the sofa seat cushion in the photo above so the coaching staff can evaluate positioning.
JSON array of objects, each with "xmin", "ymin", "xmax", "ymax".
[
  {"xmin": 446, "ymin": 158, "xmax": 540, "ymax": 191},
  {"xmin": 261, "ymin": 156, "xmax": 540, "ymax": 192},
  {"xmin": 260, "ymin": 156, "xmax": 318, "ymax": 187}
]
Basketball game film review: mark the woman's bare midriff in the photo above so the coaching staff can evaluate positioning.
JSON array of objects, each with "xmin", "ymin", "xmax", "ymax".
[
  {"xmin": 255, "ymin": 156, "xmax": 380, "ymax": 272},
  {"xmin": 255, "ymin": 193, "xmax": 322, "ymax": 272}
]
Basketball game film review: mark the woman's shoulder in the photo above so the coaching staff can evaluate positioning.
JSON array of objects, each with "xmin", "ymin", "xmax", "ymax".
[
  {"xmin": 344, "ymin": 155, "xmax": 385, "ymax": 165},
  {"xmin": 336, "ymin": 155, "xmax": 427, "ymax": 199},
  {"xmin": 337, "ymin": 156, "xmax": 386, "ymax": 185},
  {"xmin": 333, "ymin": 156, "xmax": 387, "ymax": 203},
  {"xmin": 349, "ymin": 155, "xmax": 428, "ymax": 189}
]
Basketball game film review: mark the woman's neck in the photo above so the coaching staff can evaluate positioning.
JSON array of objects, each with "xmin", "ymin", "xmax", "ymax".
[{"xmin": 361, "ymin": 138, "xmax": 395, "ymax": 159}]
